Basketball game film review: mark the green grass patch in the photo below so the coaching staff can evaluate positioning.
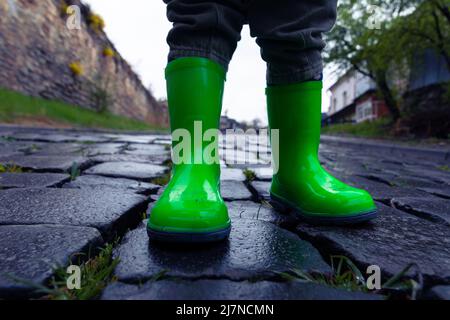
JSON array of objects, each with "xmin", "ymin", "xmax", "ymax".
[
  {"xmin": 243, "ymin": 168, "xmax": 256, "ymax": 182},
  {"xmin": 70, "ymin": 162, "xmax": 81, "ymax": 181},
  {"xmin": 0, "ymin": 163, "xmax": 24, "ymax": 173},
  {"xmin": 279, "ymin": 255, "xmax": 422, "ymax": 299},
  {"xmin": 42, "ymin": 243, "xmax": 119, "ymax": 300},
  {"xmin": 150, "ymin": 159, "xmax": 173, "ymax": 186},
  {"xmin": 0, "ymin": 88, "xmax": 168, "ymax": 131},
  {"xmin": 151, "ymin": 171, "xmax": 171, "ymax": 186},
  {"xmin": 322, "ymin": 118, "xmax": 392, "ymax": 138}
]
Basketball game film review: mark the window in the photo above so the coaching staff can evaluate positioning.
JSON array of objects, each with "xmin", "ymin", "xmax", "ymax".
[
  {"xmin": 343, "ymin": 91, "xmax": 348, "ymax": 106},
  {"xmin": 356, "ymin": 100, "xmax": 374, "ymax": 123}
]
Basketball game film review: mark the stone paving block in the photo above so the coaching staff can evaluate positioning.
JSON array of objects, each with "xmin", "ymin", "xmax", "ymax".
[
  {"xmin": 249, "ymin": 181, "xmax": 271, "ymax": 200},
  {"xmin": 221, "ymin": 181, "xmax": 252, "ymax": 201},
  {"xmin": 296, "ymin": 203, "xmax": 450, "ymax": 283},
  {"xmin": 0, "ymin": 224, "xmax": 103, "ymax": 298},
  {"xmin": 417, "ymin": 186, "xmax": 450, "ymax": 200},
  {"xmin": 85, "ymin": 161, "xmax": 167, "ymax": 181},
  {"xmin": 12, "ymin": 133, "xmax": 110, "ymax": 143},
  {"xmin": 391, "ymin": 197, "xmax": 450, "ymax": 226},
  {"xmin": 222, "ymin": 149, "xmax": 259, "ymax": 166},
  {"xmin": 248, "ymin": 166, "xmax": 273, "ymax": 181},
  {"xmin": 26, "ymin": 143, "xmax": 85, "ymax": 156},
  {"xmin": 427, "ymin": 285, "xmax": 450, "ymax": 300},
  {"xmin": 11, "ymin": 133, "xmax": 77, "ymax": 143},
  {"xmin": 391, "ymin": 176, "xmax": 443, "ymax": 189},
  {"xmin": 221, "ymin": 168, "xmax": 246, "ymax": 181},
  {"xmin": 357, "ymin": 172, "xmax": 399, "ymax": 186},
  {"xmin": 226, "ymin": 201, "xmax": 296, "ymax": 226},
  {"xmin": 148, "ymin": 199, "xmax": 295, "ymax": 227},
  {"xmin": 0, "ymin": 188, "xmax": 147, "ymax": 238},
  {"xmin": 343, "ymin": 175, "xmax": 430, "ymax": 202},
  {"xmin": 403, "ymin": 165, "xmax": 450, "ymax": 185},
  {"xmin": 101, "ymin": 279, "xmax": 383, "ymax": 300},
  {"xmin": 113, "ymin": 219, "xmax": 331, "ymax": 283},
  {"xmin": 85, "ymin": 143, "xmax": 125, "ymax": 156},
  {"xmin": 102, "ymin": 134, "xmax": 159, "ymax": 144},
  {"xmin": 0, "ymin": 172, "xmax": 70, "ymax": 189},
  {"xmin": 1, "ymin": 141, "xmax": 44, "ymax": 157},
  {"xmin": 63, "ymin": 175, "xmax": 160, "ymax": 195},
  {"xmin": 124, "ymin": 144, "xmax": 168, "ymax": 156},
  {"xmin": 153, "ymin": 138, "xmax": 172, "ymax": 145},
  {"xmin": 90, "ymin": 154, "xmax": 169, "ymax": 165},
  {"xmin": 0, "ymin": 155, "xmax": 89, "ymax": 172}
]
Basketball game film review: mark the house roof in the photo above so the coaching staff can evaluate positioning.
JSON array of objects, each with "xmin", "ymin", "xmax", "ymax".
[{"xmin": 328, "ymin": 69, "xmax": 355, "ymax": 92}]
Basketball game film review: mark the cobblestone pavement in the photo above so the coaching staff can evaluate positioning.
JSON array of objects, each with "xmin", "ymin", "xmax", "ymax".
[{"xmin": 0, "ymin": 126, "xmax": 449, "ymax": 300}]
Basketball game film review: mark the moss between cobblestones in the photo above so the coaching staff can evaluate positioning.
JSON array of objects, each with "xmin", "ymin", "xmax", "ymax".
[
  {"xmin": 437, "ymin": 165, "xmax": 450, "ymax": 172},
  {"xmin": 243, "ymin": 169, "xmax": 256, "ymax": 182},
  {"xmin": 151, "ymin": 159, "xmax": 172, "ymax": 186},
  {"xmin": 0, "ymin": 163, "xmax": 24, "ymax": 173}
]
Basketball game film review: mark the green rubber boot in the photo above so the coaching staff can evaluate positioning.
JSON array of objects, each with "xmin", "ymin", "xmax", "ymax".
[
  {"xmin": 147, "ymin": 57, "xmax": 231, "ymax": 243},
  {"xmin": 267, "ymin": 81, "xmax": 377, "ymax": 224}
]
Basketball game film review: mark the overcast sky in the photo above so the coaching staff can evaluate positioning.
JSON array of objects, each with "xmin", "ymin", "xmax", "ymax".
[{"xmin": 84, "ymin": 0, "xmax": 333, "ymax": 124}]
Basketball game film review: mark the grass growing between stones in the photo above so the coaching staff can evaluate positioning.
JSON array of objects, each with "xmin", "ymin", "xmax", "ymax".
[
  {"xmin": 0, "ymin": 88, "xmax": 167, "ymax": 131},
  {"xmin": 14, "ymin": 243, "xmax": 121, "ymax": 300},
  {"xmin": 5, "ymin": 243, "xmax": 119, "ymax": 300},
  {"xmin": 243, "ymin": 169, "xmax": 256, "ymax": 182},
  {"xmin": 151, "ymin": 172, "xmax": 171, "ymax": 186},
  {"xmin": 0, "ymin": 163, "xmax": 23, "ymax": 173},
  {"xmin": 42, "ymin": 243, "xmax": 119, "ymax": 300},
  {"xmin": 280, "ymin": 256, "xmax": 422, "ymax": 299},
  {"xmin": 70, "ymin": 162, "xmax": 81, "ymax": 181},
  {"xmin": 151, "ymin": 159, "xmax": 173, "ymax": 186}
]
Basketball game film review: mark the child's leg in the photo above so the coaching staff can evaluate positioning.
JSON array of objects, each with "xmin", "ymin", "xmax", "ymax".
[
  {"xmin": 248, "ymin": 0, "xmax": 378, "ymax": 224},
  {"xmin": 164, "ymin": 0, "xmax": 246, "ymax": 71},
  {"xmin": 148, "ymin": 1, "xmax": 247, "ymax": 242},
  {"xmin": 248, "ymin": 0, "xmax": 337, "ymax": 85}
]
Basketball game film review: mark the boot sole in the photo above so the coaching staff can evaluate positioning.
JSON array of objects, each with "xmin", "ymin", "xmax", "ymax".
[
  {"xmin": 270, "ymin": 193, "xmax": 377, "ymax": 225},
  {"xmin": 147, "ymin": 226, "xmax": 231, "ymax": 243}
]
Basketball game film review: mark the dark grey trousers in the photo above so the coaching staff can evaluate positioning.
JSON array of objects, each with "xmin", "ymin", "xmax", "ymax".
[{"xmin": 163, "ymin": 0, "xmax": 337, "ymax": 85}]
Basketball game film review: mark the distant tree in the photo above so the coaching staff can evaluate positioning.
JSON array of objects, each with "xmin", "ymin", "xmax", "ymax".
[
  {"xmin": 393, "ymin": 0, "xmax": 450, "ymax": 70},
  {"xmin": 324, "ymin": 0, "xmax": 450, "ymax": 122},
  {"xmin": 252, "ymin": 118, "xmax": 262, "ymax": 129}
]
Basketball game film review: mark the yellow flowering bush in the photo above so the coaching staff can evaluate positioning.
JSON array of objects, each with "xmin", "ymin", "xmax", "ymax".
[
  {"xmin": 88, "ymin": 13, "xmax": 105, "ymax": 32},
  {"xmin": 102, "ymin": 46, "xmax": 115, "ymax": 58},
  {"xmin": 69, "ymin": 62, "xmax": 83, "ymax": 76},
  {"xmin": 60, "ymin": 2, "xmax": 69, "ymax": 16}
]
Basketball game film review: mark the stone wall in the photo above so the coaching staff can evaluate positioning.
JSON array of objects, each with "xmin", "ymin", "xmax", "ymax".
[{"xmin": 0, "ymin": 0, "xmax": 168, "ymax": 126}]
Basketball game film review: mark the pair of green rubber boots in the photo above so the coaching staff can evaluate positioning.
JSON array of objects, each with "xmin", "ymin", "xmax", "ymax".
[{"xmin": 147, "ymin": 57, "xmax": 377, "ymax": 243}]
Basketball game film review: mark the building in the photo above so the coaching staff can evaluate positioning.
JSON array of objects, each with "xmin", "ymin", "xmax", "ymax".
[
  {"xmin": 325, "ymin": 70, "xmax": 389, "ymax": 124},
  {"xmin": 325, "ymin": 49, "xmax": 450, "ymax": 126}
]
